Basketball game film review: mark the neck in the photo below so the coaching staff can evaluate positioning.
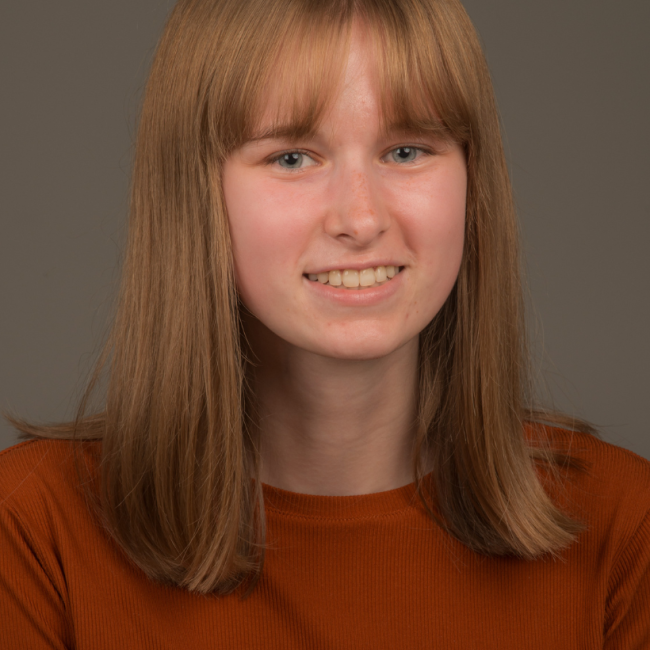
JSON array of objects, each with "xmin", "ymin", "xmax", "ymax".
[{"xmin": 245, "ymin": 316, "xmax": 420, "ymax": 496}]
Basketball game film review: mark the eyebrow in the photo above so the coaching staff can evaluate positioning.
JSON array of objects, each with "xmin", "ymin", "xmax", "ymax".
[
  {"xmin": 246, "ymin": 118, "xmax": 451, "ymax": 145},
  {"xmin": 247, "ymin": 124, "xmax": 317, "ymax": 144}
]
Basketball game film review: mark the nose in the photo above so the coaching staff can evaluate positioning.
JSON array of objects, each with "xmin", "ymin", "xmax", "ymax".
[{"xmin": 323, "ymin": 165, "xmax": 390, "ymax": 247}]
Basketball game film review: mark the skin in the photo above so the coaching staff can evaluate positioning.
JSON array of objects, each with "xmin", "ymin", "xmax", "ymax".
[{"xmin": 222, "ymin": 25, "xmax": 467, "ymax": 496}]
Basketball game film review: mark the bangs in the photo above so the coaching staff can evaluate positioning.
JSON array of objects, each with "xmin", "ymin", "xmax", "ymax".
[{"xmin": 207, "ymin": 0, "xmax": 474, "ymax": 158}]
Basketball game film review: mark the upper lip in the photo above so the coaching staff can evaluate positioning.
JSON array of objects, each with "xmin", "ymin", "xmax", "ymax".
[{"xmin": 304, "ymin": 261, "xmax": 404, "ymax": 275}]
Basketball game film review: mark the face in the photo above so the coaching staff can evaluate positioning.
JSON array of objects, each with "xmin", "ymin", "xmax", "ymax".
[{"xmin": 222, "ymin": 27, "xmax": 467, "ymax": 361}]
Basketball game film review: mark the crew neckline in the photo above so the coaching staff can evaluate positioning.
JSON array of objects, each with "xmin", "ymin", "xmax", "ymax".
[{"xmin": 260, "ymin": 473, "xmax": 434, "ymax": 520}]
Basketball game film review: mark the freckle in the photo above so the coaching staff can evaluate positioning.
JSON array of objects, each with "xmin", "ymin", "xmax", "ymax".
[{"xmin": 353, "ymin": 230, "xmax": 358, "ymax": 235}]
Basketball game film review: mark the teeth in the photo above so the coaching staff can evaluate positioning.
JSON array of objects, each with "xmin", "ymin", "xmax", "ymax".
[
  {"xmin": 329, "ymin": 269, "xmax": 342, "ymax": 286},
  {"xmin": 359, "ymin": 269, "xmax": 375, "ymax": 287},
  {"xmin": 306, "ymin": 266, "xmax": 401, "ymax": 289},
  {"xmin": 374, "ymin": 266, "xmax": 387, "ymax": 282},
  {"xmin": 342, "ymin": 269, "xmax": 360, "ymax": 288}
]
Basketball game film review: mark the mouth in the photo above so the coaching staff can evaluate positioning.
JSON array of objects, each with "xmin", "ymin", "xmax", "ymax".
[{"xmin": 304, "ymin": 265, "xmax": 404, "ymax": 290}]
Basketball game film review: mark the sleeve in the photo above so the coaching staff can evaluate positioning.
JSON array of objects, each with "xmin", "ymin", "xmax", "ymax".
[
  {"xmin": 0, "ymin": 501, "xmax": 73, "ymax": 650},
  {"xmin": 604, "ymin": 509, "xmax": 650, "ymax": 649}
]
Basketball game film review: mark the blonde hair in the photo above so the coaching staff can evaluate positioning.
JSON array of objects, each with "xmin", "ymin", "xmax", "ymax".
[{"xmin": 11, "ymin": 0, "xmax": 595, "ymax": 595}]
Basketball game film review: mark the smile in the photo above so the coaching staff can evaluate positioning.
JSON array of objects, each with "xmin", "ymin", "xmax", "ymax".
[{"xmin": 305, "ymin": 266, "xmax": 403, "ymax": 290}]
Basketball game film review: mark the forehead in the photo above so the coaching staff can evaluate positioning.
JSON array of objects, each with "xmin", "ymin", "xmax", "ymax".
[
  {"xmin": 245, "ymin": 22, "xmax": 354, "ymax": 142},
  {"xmin": 247, "ymin": 21, "xmax": 449, "ymax": 146},
  {"xmin": 250, "ymin": 27, "xmax": 366, "ymax": 137},
  {"xmin": 213, "ymin": 12, "xmax": 462, "ymax": 159}
]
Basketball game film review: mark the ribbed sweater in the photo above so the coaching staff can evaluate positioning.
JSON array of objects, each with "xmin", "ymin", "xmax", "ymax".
[{"xmin": 1, "ymin": 429, "xmax": 649, "ymax": 649}]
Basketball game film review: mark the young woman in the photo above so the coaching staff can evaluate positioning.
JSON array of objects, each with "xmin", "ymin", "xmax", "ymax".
[{"xmin": 1, "ymin": 0, "xmax": 649, "ymax": 647}]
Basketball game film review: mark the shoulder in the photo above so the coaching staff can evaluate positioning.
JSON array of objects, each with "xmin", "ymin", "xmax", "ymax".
[
  {"xmin": 539, "ymin": 431, "xmax": 650, "ymax": 642},
  {"xmin": 0, "ymin": 438, "xmax": 101, "ymax": 525},
  {"xmin": 536, "ymin": 426, "xmax": 650, "ymax": 559},
  {"xmin": 541, "ymin": 426, "xmax": 650, "ymax": 500},
  {"xmin": 0, "ymin": 439, "xmax": 104, "ymax": 647}
]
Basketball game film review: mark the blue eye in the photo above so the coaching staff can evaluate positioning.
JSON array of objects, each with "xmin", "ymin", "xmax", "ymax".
[
  {"xmin": 390, "ymin": 147, "xmax": 420, "ymax": 163},
  {"xmin": 268, "ymin": 146, "xmax": 429, "ymax": 170},
  {"xmin": 278, "ymin": 152, "xmax": 304, "ymax": 168},
  {"xmin": 269, "ymin": 150, "xmax": 317, "ymax": 170}
]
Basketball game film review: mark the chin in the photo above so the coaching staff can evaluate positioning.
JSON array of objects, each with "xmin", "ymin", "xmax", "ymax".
[{"xmin": 311, "ymin": 333, "xmax": 408, "ymax": 361}]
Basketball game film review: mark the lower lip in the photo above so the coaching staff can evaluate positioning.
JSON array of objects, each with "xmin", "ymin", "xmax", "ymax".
[{"xmin": 303, "ymin": 270, "xmax": 404, "ymax": 307}]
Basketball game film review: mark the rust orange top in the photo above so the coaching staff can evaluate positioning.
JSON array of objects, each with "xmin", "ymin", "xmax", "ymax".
[{"xmin": 1, "ymin": 429, "xmax": 649, "ymax": 649}]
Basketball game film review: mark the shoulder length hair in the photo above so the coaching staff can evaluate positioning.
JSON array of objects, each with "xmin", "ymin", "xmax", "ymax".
[{"xmin": 12, "ymin": 0, "xmax": 594, "ymax": 595}]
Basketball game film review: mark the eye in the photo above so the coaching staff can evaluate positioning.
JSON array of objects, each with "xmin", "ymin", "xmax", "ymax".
[
  {"xmin": 268, "ymin": 150, "xmax": 318, "ymax": 171},
  {"xmin": 384, "ymin": 146, "xmax": 430, "ymax": 164}
]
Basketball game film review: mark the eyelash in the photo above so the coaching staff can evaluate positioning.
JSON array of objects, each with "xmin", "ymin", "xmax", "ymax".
[{"xmin": 266, "ymin": 146, "xmax": 432, "ymax": 171}]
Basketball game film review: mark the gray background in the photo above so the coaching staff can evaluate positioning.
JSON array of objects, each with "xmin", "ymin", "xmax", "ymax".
[{"xmin": 1, "ymin": 1, "xmax": 648, "ymax": 457}]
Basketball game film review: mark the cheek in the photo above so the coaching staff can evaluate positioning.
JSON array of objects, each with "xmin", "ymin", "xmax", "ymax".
[
  {"xmin": 398, "ymin": 162, "xmax": 467, "ymax": 307},
  {"xmin": 222, "ymin": 168, "xmax": 314, "ymax": 309},
  {"xmin": 423, "ymin": 176, "xmax": 467, "ymax": 267}
]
